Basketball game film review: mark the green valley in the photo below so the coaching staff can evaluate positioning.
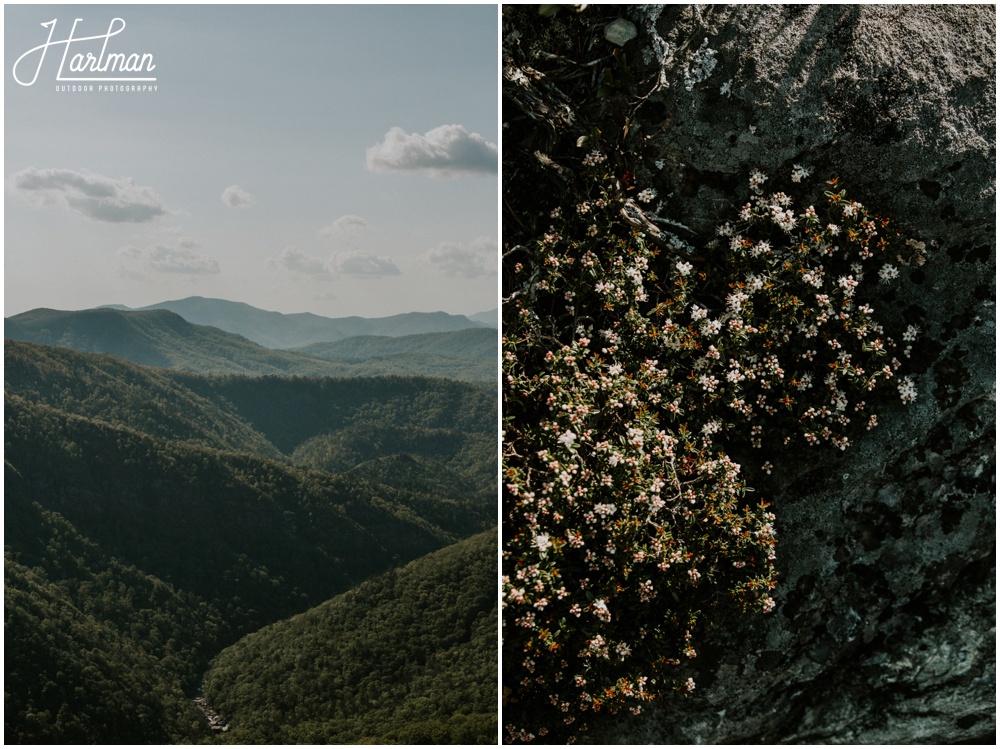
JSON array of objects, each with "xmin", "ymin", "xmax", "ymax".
[{"xmin": 4, "ymin": 328, "xmax": 497, "ymax": 743}]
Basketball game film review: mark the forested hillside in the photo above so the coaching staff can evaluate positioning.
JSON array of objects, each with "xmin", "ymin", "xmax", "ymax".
[
  {"xmin": 294, "ymin": 328, "xmax": 497, "ymax": 382},
  {"xmin": 6, "ymin": 307, "xmax": 497, "ymax": 382},
  {"xmin": 5, "ymin": 340, "xmax": 496, "ymax": 501},
  {"xmin": 4, "ymin": 340, "xmax": 497, "ymax": 743},
  {"xmin": 203, "ymin": 531, "xmax": 497, "ymax": 744}
]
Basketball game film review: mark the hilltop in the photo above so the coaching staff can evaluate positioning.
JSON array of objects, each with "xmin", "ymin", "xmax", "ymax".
[{"xmin": 113, "ymin": 296, "xmax": 491, "ymax": 348}]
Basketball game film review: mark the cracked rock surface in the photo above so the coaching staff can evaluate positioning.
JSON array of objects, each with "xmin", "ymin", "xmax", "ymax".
[{"xmin": 578, "ymin": 4, "xmax": 995, "ymax": 745}]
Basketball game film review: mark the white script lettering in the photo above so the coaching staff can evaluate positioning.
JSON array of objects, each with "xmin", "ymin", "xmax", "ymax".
[{"xmin": 13, "ymin": 18, "xmax": 156, "ymax": 86}]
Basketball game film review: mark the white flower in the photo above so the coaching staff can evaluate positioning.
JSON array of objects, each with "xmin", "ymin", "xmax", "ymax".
[
  {"xmin": 676, "ymin": 260, "xmax": 693, "ymax": 277},
  {"xmin": 897, "ymin": 376, "xmax": 918, "ymax": 404},
  {"xmin": 637, "ymin": 187, "xmax": 657, "ymax": 203},
  {"xmin": 727, "ymin": 290, "xmax": 749, "ymax": 312},
  {"xmin": 802, "ymin": 268, "xmax": 824, "ymax": 288},
  {"xmin": 791, "ymin": 164, "xmax": 811, "ymax": 183},
  {"xmin": 701, "ymin": 318, "xmax": 723, "ymax": 336},
  {"xmin": 558, "ymin": 430, "xmax": 577, "ymax": 449},
  {"xmin": 902, "ymin": 324, "xmax": 921, "ymax": 342},
  {"xmin": 698, "ymin": 374, "xmax": 719, "ymax": 392},
  {"xmin": 771, "ymin": 207, "xmax": 797, "ymax": 232},
  {"xmin": 591, "ymin": 598, "xmax": 611, "ymax": 622},
  {"xmin": 534, "ymin": 534, "xmax": 552, "ymax": 553},
  {"xmin": 749, "ymin": 169, "xmax": 768, "ymax": 193},
  {"xmin": 878, "ymin": 264, "xmax": 900, "ymax": 283},
  {"xmin": 837, "ymin": 275, "xmax": 859, "ymax": 297}
]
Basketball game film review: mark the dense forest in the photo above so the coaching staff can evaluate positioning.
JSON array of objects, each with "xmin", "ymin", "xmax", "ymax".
[
  {"xmin": 5, "ymin": 336, "xmax": 497, "ymax": 743},
  {"xmin": 203, "ymin": 531, "xmax": 497, "ymax": 744}
]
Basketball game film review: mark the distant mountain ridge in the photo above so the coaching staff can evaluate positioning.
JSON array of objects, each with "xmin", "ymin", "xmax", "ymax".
[
  {"xmin": 6, "ymin": 307, "xmax": 496, "ymax": 382},
  {"xmin": 5, "ymin": 307, "xmax": 347, "ymax": 375},
  {"xmin": 112, "ymin": 296, "xmax": 491, "ymax": 348},
  {"xmin": 468, "ymin": 308, "xmax": 498, "ymax": 327}
]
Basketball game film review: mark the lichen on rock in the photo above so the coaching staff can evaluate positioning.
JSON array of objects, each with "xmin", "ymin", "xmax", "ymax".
[{"xmin": 503, "ymin": 3, "xmax": 994, "ymax": 744}]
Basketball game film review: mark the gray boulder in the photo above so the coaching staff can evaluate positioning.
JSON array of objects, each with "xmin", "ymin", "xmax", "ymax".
[{"xmin": 581, "ymin": 4, "xmax": 995, "ymax": 744}]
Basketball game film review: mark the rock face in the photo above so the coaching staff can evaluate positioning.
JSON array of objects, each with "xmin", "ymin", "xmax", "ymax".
[
  {"xmin": 630, "ymin": 5, "xmax": 994, "ymax": 248},
  {"xmin": 576, "ymin": 5, "xmax": 995, "ymax": 744}
]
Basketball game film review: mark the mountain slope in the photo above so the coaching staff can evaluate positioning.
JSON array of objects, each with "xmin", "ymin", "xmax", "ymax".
[
  {"xmin": 4, "ymin": 340, "xmax": 498, "ymax": 744},
  {"xmin": 202, "ymin": 531, "xmax": 497, "ymax": 744},
  {"xmin": 5, "ymin": 555, "xmax": 207, "ymax": 744},
  {"xmin": 184, "ymin": 373, "xmax": 497, "ymax": 501},
  {"xmin": 5, "ymin": 307, "xmax": 353, "ymax": 376},
  {"xmin": 4, "ymin": 340, "xmax": 284, "ymax": 458},
  {"xmin": 293, "ymin": 328, "xmax": 497, "ymax": 382},
  {"xmin": 468, "ymin": 308, "xmax": 498, "ymax": 327},
  {"xmin": 6, "ymin": 393, "xmax": 491, "ymax": 629},
  {"xmin": 293, "ymin": 328, "xmax": 497, "ymax": 359},
  {"xmin": 5, "ymin": 341, "xmax": 497, "ymax": 504},
  {"xmin": 7, "ymin": 307, "xmax": 497, "ymax": 381},
  {"xmin": 129, "ymin": 296, "xmax": 488, "ymax": 348}
]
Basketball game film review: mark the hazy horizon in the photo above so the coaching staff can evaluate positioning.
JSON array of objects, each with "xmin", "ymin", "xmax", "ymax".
[
  {"xmin": 5, "ymin": 5, "xmax": 498, "ymax": 319},
  {"xmin": 5, "ymin": 294, "xmax": 499, "ymax": 320}
]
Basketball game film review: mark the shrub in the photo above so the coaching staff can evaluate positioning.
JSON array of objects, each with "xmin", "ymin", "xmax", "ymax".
[{"xmin": 502, "ymin": 160, "xmax": 920, "ymax": 741}]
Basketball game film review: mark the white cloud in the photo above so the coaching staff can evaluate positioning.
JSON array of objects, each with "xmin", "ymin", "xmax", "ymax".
[
  {"xmin": 268, "ymin": 247, "xmax": 327, "ymax": 275},
  {"xmin": 320, "ymin": 214, "xmax": 369, "ymax": 237},
  {"xmin": 331, "ymin": 251, "xmax": 401, "ymax": 277},
  {"xmin": 119, "ymin": 237, "xmax": 219, "ymax": 275},
  {"xmin": 221, "ymin": 184, "xmax": 255, "ymax": 209},
  {"xmin": 366, "ymin": 124, "xmax": 497, "ymax": 178},
  {"xmin": 426, "ymin": 236, "xmax": 497, "ymax": 278},
  {"xmin": 10, "ymin": 167, "xmax": 169, "ymax": 222}
]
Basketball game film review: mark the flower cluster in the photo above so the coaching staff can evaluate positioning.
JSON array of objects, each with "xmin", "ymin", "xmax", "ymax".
[{"xmin": 502, "ymin": 165, "xmax": 917, "ymax": 742}]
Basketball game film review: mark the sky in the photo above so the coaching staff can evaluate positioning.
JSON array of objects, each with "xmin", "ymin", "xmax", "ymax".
[{"xmin": 4, "ymin": 4, "xmax": 498, "ymax": 319}]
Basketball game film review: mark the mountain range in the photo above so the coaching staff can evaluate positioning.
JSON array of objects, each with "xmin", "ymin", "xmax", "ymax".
[
  {"xmin": 4, "ymin": 297, "xmax": 498, "ymax": 743},
  {"xmin": 103, "ymin": 296, "xmax": 495, "ymax": 348},
  {"xmin": 6, "ymin": 304, "xmax": 497, "ymax": 383}
]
